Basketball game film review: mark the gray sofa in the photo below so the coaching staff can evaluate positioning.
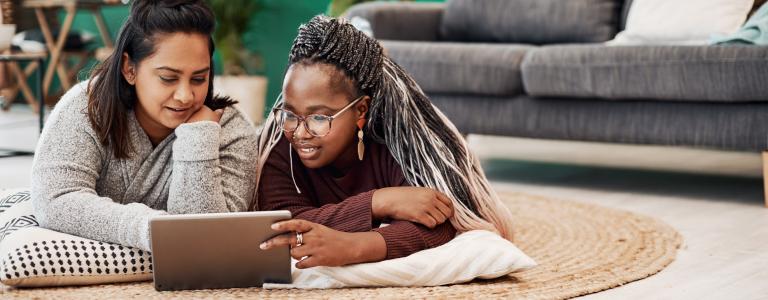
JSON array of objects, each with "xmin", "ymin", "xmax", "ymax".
[{"xmin": 346, "ymin": 0, "xmax": 768, "ymax": 154}]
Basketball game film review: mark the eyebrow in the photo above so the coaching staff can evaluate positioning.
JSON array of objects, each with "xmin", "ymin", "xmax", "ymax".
[
  {"xmin": 155, "ymin": 66, "xmax": 210, "ymax": 75},
  {"xmin": 283, "ymin": 102, "xmax": 334, "ymax": 114}
]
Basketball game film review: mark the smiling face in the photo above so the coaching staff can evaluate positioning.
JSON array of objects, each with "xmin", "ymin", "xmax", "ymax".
[
  {"xmin": 121, "ymin": 32, "xmax": 211, "ymax": 144},
  {"xmin": 282, "ymin": 63, "xmax": 368, "ymax": 170}
]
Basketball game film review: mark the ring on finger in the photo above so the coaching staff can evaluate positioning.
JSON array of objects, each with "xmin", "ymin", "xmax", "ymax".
[{"xmin": 296, "ymin": 231, "xmax": 304, "ymax": 247}]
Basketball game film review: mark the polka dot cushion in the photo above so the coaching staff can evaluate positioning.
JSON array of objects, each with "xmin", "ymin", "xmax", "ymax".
[{"xmin": 0, "ymin": 189, "xmax": 153, "ymax": 287}]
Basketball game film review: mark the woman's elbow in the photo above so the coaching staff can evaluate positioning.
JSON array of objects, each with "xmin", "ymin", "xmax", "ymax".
[
  {"xmin": 30, "ymin": 190, "xmax": 55, "ymax": 229},
  {"xmin": 430, "ymin": 222, "xmax": 457, "ymax": 248}
]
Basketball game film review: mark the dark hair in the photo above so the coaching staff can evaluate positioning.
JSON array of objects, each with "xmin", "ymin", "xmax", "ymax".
[{"xmin": 87, "ymin": 0, "xmax": 235, "ymax": 159}]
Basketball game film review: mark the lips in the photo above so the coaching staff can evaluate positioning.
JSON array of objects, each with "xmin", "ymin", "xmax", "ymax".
[
  {"xmin": 165, "ymin": 106, "xmax": 192, "ymax": 119},
  {"xmin": 166, "ymin": 106, "xmax": 191, "ymax": 112},
  {"xmin": 293, "ymin": 143, "xmax": 321, "ymax": 160}
]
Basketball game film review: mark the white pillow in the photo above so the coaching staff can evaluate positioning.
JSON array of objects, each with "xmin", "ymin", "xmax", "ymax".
[
  {"xmin": 263, "ymin": 230, "xmax": 536, "ymax": 289},
  {"xmin": 0, "ymin": 189, "xmax": 152, "ymax": 287},
  {"xmin": 608, "ymin": 0, "xmax": 754, "ymax": 45},
  {"xmin": 0, "ymin": 188, "xmax": 534, "ymax": 288},
  {"xmin": 0, "ymin": 189, "xmax": 38, "ymax": 243}
]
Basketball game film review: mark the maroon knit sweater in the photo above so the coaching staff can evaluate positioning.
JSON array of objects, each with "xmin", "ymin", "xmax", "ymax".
[{"xmin": 258, "ymin": 136, "xmax": 456, "ymax": 259}]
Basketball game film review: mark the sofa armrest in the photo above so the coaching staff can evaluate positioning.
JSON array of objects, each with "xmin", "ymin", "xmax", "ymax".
[{"xmin": 344, "ymin": 2, "xmax": 445, "ymax": 41}]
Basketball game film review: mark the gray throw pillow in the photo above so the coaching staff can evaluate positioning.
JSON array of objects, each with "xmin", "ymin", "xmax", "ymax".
[{"xmin": 440, "ymin": 0, "xmax": 621, "ymax": 44}]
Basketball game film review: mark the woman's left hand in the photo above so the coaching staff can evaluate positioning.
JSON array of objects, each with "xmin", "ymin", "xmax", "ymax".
[{"xmin": 259, "ymin": 219, "xmax": 386, "ymax": 269}]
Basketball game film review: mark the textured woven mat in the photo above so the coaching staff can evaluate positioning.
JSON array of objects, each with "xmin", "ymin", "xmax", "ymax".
[{"xmin": 0, "ymin": 192, "xmax": 682, "ymax": 299}]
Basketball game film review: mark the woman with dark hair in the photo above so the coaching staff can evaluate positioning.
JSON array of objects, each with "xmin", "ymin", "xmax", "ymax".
[
  {"xmin": 258, "ymin": 16, "xmax": 514, "ymax": 268},
  {"xmin": 30, "ymin": 0, "xmax": 258, "ymax": 251}
]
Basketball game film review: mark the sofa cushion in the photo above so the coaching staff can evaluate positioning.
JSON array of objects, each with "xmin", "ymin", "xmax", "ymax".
[
  {"xmin": 428, "ymin": 94, "xmax": 768, "ymax": 152},
  {"xmin": 344, "ymin": 2, "xmax": 445, "ymax": 41},
  {"xmin": 440, "ymin": 0, "xmax": 621, "ymax": 44},
  {"xmin": 382, "ymin": 41, "xmax": 533, "ymax": 96},
  {"xmin": 522, "ymin": 45, "xmax": 768, "ymax": 102}
]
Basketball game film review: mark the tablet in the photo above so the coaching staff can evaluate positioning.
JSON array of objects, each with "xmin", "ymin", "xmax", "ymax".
[{"xmin": 150, "ymin": 210, "xmax": 292, "ymax": 291}]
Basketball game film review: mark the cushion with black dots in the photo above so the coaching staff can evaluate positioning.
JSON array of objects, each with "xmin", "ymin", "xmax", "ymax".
[{"xmin": 0, "ymin": 189, "xmax": 153, "ymax": 287}]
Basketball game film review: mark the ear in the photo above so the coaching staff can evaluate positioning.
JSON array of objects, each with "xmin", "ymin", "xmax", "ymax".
[
  {"xmin": 356, "ymin": 96, "xmax": 371, "ymax": 119},
  {"xmin": 121, "ymin": 53, "xmax": 136, "ymax": 85}
]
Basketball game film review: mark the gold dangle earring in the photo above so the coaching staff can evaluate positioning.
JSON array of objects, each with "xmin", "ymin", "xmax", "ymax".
[{"xmin": 357, "ymin": 119, "xmax": 366, "ymax": 161}]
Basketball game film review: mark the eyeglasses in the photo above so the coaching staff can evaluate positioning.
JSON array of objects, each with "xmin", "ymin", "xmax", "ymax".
[{"xmin": 274, "ymin": 96, "xmax": 364, "ymax": 137}]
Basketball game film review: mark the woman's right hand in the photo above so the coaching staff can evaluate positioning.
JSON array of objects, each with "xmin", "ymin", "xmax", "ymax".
[
  {"xmin": 372, "ymin": 187, "xmax": 454, "ymax": 228},
  {"xmin": 259, "ymin": 219, "xmax": 386, "ymax": 268},
  {"xmin": 185, "ymin": 105, "xmax": 224, "ymax": 123}
]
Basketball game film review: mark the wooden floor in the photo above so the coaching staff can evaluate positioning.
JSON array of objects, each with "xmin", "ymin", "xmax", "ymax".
[
  {"xmin": 1, "ymin": 108, "xmax": 767, "ymax": 299},
  {"xmin": 473, "ymin": 136, "xmax": 768, "ymax": 300}
]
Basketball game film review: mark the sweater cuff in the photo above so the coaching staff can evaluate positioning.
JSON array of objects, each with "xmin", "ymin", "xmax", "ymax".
[
  {"xmin": 140, "ymin": 210, "xmax": 168, "ymax": 252},
  {"xmin": 350, "ymin": 189, "xmax": 376, "ymax": 228},
  {"xmin": 373, "ymin": 222, "xmax": 426, "ymax": 260},
  {"xmin": 173, "ymin": 121, "xmax": 221, "ymax": 161}
]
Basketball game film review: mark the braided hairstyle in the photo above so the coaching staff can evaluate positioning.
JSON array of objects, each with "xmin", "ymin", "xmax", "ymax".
[{"xmin": 256, "ymin": 15, "xmax": 514, "ymax": 240}]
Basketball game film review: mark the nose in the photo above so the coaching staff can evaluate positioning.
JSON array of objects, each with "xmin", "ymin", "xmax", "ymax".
[
  {"xmin": 292, "ymin": 120, "xmax": 312, "ymax": 140},
  {"xmin": 174, "ymin": 82, "xmax": 194, "ymax": 104}
]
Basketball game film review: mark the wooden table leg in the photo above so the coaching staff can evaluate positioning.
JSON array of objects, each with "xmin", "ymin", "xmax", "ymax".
[
  {"xmin": 35, "ymin": 5, "xmax": 76, "ymax": 97},
  {"xmin": 91, "ymin": 7, "xmax": 114, "ymax": 48},
  {"xmin": 7, "ymin": 61, "xmax": 39, "ymax": 113},
  {"xmin": 23, "ymin": 60, "xmax": 39, "ymax": 77}
]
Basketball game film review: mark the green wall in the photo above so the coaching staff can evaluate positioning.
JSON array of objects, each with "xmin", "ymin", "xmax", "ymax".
[
  {"xmin": 245, "ymin": 0, "xmax": 444, "ymax": 110},
  {"xmin": 64, "ymin": 6, "xmax": 129, "ymax": 82},
  {"xmin": 243, "ymin": 1, "xmax": 330, "ymax": 110}
]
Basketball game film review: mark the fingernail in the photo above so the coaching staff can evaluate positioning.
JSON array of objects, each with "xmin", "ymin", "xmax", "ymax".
[
  {"xmin": 271, "ymin": 223, "xmax": 279, "ymax": 230},
  {"xmin": 259, "ymin": 242, "xmax": 267, "ymax": 250}
]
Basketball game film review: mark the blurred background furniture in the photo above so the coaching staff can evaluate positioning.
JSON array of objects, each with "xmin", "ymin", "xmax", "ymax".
[
  {"xmin": 21, "ymin": 0, "xmax": 121, "ymax": 98},
  {"xmin": 347, "ymin": 0, "xmax": 768, "ymax": 205},
  {"xmin": 0, "ymin": 52, "xmax": 45, "ymax": 116},
  {"xmin": 0, "ymin": 51, "xmax": 44, "ymax": 157}
]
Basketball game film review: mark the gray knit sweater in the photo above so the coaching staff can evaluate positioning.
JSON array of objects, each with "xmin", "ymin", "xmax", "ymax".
[{"xmin": 31, "ymin": 82, "xmax": 259, "ymax": 251}]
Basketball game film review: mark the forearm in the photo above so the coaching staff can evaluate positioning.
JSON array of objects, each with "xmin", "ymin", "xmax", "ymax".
[
  {"xmin": 168, "ymin": 120, "xmax": 254, "ymax": 214},
  {"xmin": 266, "ymin": 190, "xmax": 378, "ymax": 233},
  {"xmin": 373, "ymin": 220, "xmax": 456, "ymax": 259},
  {"xmin": 348, "ymin": 231, "xmax": 388, "ymax": 264},
  {"xmin": 32, "ymin": 172, "xmax": 165, "ymax": 251}
]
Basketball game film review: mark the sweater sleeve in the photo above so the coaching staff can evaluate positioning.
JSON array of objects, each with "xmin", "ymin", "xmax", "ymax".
[
  {"xmin": 259, "ymin": 140, "xmax": 457, "ymax": 259},
  {"xmin": 258, "ymin": 143, "xmax": 374, "ymax": 232},
  {"xmin": 167, "ymin": 108, "xmax": 258, "ymax": 214},
  {"xmin": 374, "ymin": 220, "xmax": 456, "ymax": 259},
  {"xmin": 31, "ymin": 83, "xmax": 166, "ymax": 251},
  {"xmin": 371, "ymin": 144, "xmax": 457, "ymax": 259}
]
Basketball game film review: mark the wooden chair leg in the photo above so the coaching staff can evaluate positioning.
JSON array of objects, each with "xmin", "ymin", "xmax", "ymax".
[
  {"xmin": 23, "ymin": 61, "xmax": 38, "ymax": 77},
  {"xmin": 35, "ymin": 6, "xmax": 76, "ymax": 96},
  {"xmin": 763, "ymin": 151, "xmax": 768, "ymax": 207},
  {"xmin": 8, "ymin": 62, "xmax": 39, "ymax": 113},
  {"xmin": 91, "ymin": 7, "xmax": 114, "ymax": 48}
]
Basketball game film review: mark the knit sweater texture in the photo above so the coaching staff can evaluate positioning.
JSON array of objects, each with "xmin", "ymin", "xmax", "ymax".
[{"xmin": 31, "ymin": 82, "xmax": 259, "ymax": 251}]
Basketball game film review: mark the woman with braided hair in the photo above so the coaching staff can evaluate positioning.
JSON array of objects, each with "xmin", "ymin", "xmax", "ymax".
[{"xmin": 259, "ymin": 15, "xmax": 514, "ymax": 268}]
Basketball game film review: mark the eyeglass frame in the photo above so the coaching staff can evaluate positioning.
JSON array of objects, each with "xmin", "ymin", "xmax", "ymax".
[{"xmin": 273, "ymin": 95, "xmax": 365, "ymax": 137}]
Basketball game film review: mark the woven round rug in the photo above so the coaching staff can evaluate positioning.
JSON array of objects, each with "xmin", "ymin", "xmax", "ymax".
[{"xmin": 0, "ymin": 192, "xmax": 682, "ymax": 299}]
